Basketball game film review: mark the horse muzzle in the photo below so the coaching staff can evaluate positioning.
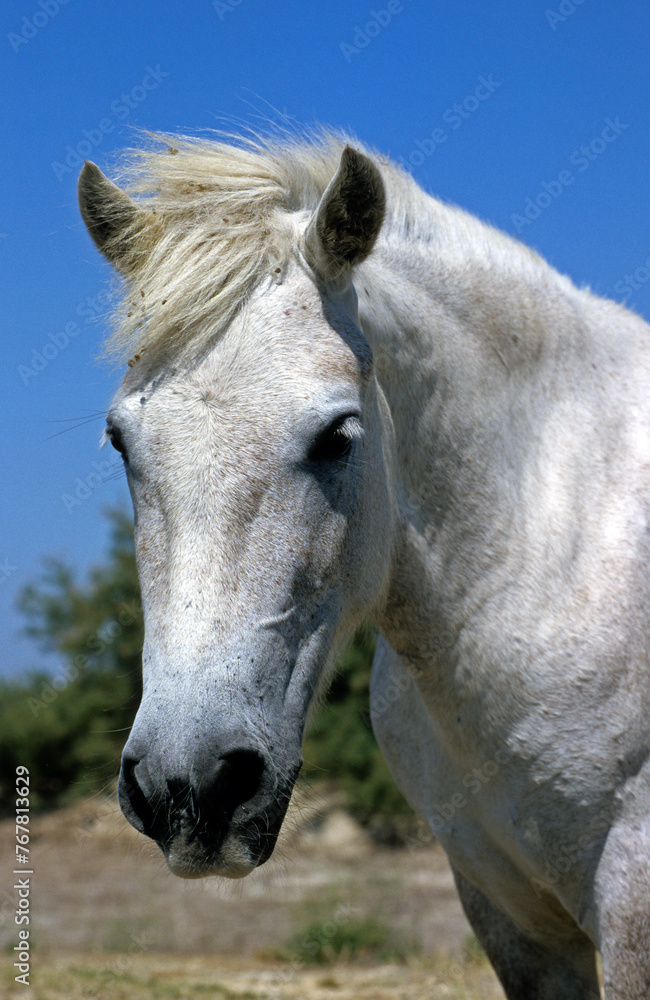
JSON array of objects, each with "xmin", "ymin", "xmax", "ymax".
[{"xmin": 118, "ymin": 744, "xmax": 301, "ymax": 878}]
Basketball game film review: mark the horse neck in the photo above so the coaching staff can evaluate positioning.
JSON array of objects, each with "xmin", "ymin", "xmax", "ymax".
[
  {"xmin": 357, "ymin": 217, "xmax": 583, "ymax": 481},
  {"xmin": 356, "ymin": 215, "xmax": 589, "ymax": 667}
]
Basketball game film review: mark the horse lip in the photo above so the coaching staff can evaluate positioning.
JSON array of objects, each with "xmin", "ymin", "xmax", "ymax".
[
  {"xmin": 163, "ymin": 845, "xmax": 258, "ymax": 880},
  {"xmin": 160, "ymin": 825, "xmax": 273, "ymax": 879}
]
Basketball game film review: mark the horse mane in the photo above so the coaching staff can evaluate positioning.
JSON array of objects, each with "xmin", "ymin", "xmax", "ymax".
[{"xmin": 100, "ymin": 128, "xmax": 556, "ymax": 366}]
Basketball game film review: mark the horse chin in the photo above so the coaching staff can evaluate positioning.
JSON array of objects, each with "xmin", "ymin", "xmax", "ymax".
[{"xmin": 161, "ymin": 832, "xmax": 270, "ymax": 880}]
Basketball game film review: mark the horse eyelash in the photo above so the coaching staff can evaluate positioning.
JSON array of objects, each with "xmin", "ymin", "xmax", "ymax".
[{"xmin": 335, "ymin": 416, "xmax": 363, "ymax": 441}]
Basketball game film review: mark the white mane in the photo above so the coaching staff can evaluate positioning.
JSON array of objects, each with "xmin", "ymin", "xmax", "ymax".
[{"xmin": 103, "ymin": 129, "xmax": 559, "ymax": 365}]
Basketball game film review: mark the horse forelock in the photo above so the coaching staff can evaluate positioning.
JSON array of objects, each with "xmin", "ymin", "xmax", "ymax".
[
  {"xmin": 102, "ymin": 127, "xmax": 565, "ymax": 371},
  {"xmin": 101, "ymin": 129, "xmax": 359, "ymax": 366}
]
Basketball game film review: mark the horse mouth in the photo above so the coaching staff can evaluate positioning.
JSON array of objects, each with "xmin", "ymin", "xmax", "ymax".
[
  {"xmin": 162, "ymin": 830, "xmax": 269, "ymax": 879},
  {"xmin": 154, "ymin": 796, "xmax": 291, "ymax": 879}
]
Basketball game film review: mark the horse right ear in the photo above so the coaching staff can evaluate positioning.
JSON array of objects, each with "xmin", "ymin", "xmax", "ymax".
[
  {"xmin": 304, "ymin": 145, "xmax": 385, "ymax": 281},
  {"xmin": 78, "ymin": 161, "xmax": 157, "ymax": 275}
]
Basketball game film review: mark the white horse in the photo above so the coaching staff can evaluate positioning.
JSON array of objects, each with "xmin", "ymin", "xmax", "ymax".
[{"xmin": 78, "ymin": 131, "xmax": 650, "ymax": 999}]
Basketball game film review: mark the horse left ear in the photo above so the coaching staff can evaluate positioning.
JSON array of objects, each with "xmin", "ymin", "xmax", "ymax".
[
  {"xmin": 78, "ymin": 161, "xmax": 158, "ymax": 276},
  {"xmin": 304, "ymin": 145, "xmax": 386, "ymax": 280}
]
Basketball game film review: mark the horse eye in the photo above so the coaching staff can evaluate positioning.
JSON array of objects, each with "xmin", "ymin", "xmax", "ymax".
[
  {"xmin": 106, "ymin": 425, "xmax": 128, "ymax": 461},
  {"xmin": 308, "ymin": 415, "xmax": 360, "ymax": 464}
]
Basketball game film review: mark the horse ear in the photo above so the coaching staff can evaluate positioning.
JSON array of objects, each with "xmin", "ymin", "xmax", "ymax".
[
  {"xmin": 78, "ymin": 161, "xmax": 155, "ymax": 275},
  {"xmin": 305, "ymin": 145, "xmax": 385, "ymax": 280}
]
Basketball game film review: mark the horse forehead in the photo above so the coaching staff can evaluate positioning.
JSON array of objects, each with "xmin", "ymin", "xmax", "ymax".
[
  {"xmin": 190, "ymin": 280, "xmax": 365, "ymax": 399},
  {"xmin": 114, "ymin": 272, "xmax": 366, "ymax": 424}
]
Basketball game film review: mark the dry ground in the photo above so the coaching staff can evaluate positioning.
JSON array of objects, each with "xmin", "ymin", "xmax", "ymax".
[{"xmin": 0, "ymin": 789, "xmax": 504, "ymax": 999}]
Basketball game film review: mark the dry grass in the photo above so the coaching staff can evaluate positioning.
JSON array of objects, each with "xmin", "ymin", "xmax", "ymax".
[{"xmin": 0, "ymin": 951, "xmax": 504, "ymax": 1000}]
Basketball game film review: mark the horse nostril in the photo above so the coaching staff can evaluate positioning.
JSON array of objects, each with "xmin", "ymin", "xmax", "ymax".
[
  {"xmin": 118, "ymin": 753, "xmax": 155, "ymax": 837},
  {"xmin": 207, "ymin": 749, "xmax": 267, "ymax": 816},
  {"xmin": 118, "ymin": 745, "xmax": 276, "ymax": 850}
]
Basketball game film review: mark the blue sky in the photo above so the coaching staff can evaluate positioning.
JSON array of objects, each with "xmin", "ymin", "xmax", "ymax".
[{"xmin": 4, "ymin": 0, "xmax": 650, "ymax": 680}]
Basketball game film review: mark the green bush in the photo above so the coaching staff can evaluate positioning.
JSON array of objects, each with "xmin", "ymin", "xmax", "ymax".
[
  {"xmin": 302, "ymin": 627, "xmax": 413, "ymax": 823},
  {"xmin": 0, "ymin": 668, "xmax": 133, "ymax": 812},
  {"xmin": 0, "ymin": 509, "xmax": 142, "ymax": 815},
  {"xmin": 285, "ymin": 917, "xmax": 389, "ymax": 965},
  {"xmin": 285, "ymin": 914, "xmax": 420, "ymax": 965}
]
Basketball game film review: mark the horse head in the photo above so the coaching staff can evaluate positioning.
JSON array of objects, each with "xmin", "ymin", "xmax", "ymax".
[{"xmin": 78, "ymin": 144, "xmax": 394, "ymax": 877}]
